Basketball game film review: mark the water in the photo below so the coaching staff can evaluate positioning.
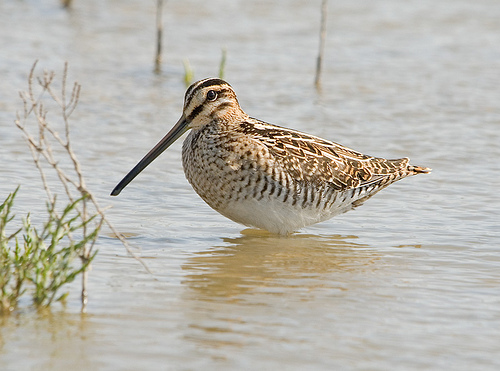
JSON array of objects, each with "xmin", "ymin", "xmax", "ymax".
[{"xmin": 1, "ymin": 0, "xmax": 499, "ymax": 370}]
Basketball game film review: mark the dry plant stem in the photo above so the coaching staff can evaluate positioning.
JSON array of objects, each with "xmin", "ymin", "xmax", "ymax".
[
  {"xmin": 15, "ymin": 61, "xmax": 151, "ymax": 308},
  {"xmin": 154, "ymin": 0, "xmax": 164, "ymax": 73},
  {"xmin": 315, "ymin": 0, "xmax": 328, "ymax": 89}
]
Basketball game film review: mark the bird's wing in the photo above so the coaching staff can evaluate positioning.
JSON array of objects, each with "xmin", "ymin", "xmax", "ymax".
[{"xmin": 242, "ymin": 120, "xmax": 409, "ymax": 191}]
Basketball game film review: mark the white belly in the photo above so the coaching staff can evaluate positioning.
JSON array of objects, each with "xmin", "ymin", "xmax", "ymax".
[{"xmin": 216, "ymin": 191, "xmax": 354, "ymax": 235}]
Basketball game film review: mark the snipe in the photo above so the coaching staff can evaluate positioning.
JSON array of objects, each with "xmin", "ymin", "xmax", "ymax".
[{"xmin": 111, "ymin": 78, "xmax": 430, "ymax": 234}]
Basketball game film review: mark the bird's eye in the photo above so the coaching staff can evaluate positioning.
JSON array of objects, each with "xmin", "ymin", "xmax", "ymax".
[{"xmin": 206, "ymin": 90, "xmax": 217, "ymax": 101}]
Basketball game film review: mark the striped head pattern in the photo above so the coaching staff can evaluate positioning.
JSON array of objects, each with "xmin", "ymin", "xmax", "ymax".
[{"xmin": 183, "ymin": 78, "xmax": 245, "ymax": 130}]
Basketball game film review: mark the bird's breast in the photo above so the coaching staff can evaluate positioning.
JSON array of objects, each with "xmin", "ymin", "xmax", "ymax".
[{"xmin": 182, "ymin": 127, "xmax": 275, "ymax": 209}]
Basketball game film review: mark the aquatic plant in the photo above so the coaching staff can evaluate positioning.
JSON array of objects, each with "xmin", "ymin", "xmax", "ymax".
[
  {"xmin": 0, "ymin": 188, "xmax": 25, "ymax": 313},
  {"xmin": 0, "ymin": 61, "xmax": 140, "ymax": 314},
  {"xmin": 314, "ymin": 0, "xmax": 328, "ymax": 89},
  {"xmin": 154, "ymin": 0, "xmax": 165, "ymax": 73},
  {"xmin": 183, "ymin": 49, "xmax": 228, "ymax": 87},
  {"xmin": 218, "ymin": 48, "xmax": 227, "ymax": 80},
  {"xmin": 183, "ymin": 59, "xmax": 195, "ymax": 87},
  {"xmin": 0, "ymin": 188, "xmax": 99, "ymax": 313}
]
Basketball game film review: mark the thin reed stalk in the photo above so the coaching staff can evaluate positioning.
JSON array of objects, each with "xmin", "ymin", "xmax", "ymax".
[
  {"xmin": 314, "ymin": 0, "xmax": 328, "ymax": 89},
  {"xmin": 154, "ymin": 0, "xmax": 165, "ymax": 73}
]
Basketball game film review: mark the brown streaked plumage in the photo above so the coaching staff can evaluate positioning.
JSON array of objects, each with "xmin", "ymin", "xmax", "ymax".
[{"xmin": 111, "ymin": 78, "xmax": 431, "ymax": 234}]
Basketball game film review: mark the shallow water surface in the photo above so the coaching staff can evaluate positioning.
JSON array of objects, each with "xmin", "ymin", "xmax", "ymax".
[{"xmin": 1, "ymin": 0, "xmax": 499, "ymax": 370}]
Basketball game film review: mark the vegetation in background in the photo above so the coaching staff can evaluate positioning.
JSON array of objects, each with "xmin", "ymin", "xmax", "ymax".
[
  {"xmin": 59, "ymin": 2, "xmax": 325, "ymax": 87},
  {"xmin": 218, "ymin": 48, "xmax": 227, "ymax": 80},
  {"xmin": 154, "ymin": 0, "xmax": 165, "ymax": 74},
  {"xmin": 183, "ymin": 59, "xmax": 194, "ymax": 87},
  {"xmin": 315, "ymin": 0, "xmax": 328, "ymax": 89},
  {"xmin": 183, "ymin": 48, "xmax": 228, "ymax": 87}
]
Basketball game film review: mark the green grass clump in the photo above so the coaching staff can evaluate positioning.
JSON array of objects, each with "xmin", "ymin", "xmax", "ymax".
[
  {"xmin": 0, "ymin": 188, "xmax": 99, "ymax": 314},
  {"xmin": 0, "ymin": 188, "xmax": 25, "ymax": 313}
]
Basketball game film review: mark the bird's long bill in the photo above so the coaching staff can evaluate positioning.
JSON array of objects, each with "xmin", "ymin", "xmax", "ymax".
[{"xmin": 110, "ymin": 115, "xmax": 189, "ymax": 196}]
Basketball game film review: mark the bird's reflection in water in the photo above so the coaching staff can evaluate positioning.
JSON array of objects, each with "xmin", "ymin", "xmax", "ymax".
[{"xmin": 182, "ymin": 229, "xmax": 380, "ymax": 302}]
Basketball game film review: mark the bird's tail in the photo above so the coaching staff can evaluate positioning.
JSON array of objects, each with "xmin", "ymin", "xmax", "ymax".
[{"xmin": 408, "ymin": 165, "xmax": 432, "ymax": 174}]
